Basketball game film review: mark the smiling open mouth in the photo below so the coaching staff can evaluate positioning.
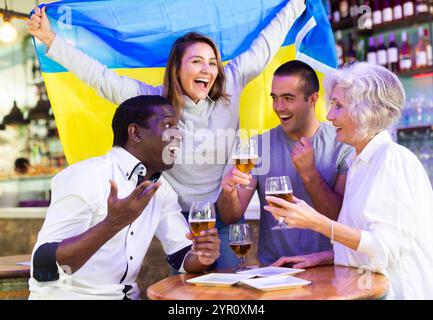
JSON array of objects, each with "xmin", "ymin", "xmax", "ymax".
[
  {"xmin": 279, "ymin": 115, "xmax": 293, "ymax": 122},
  {"xmin": 194, "ymin": 78, "xmax": 209, "ymax": 89},
  {"xmin": 333, "ymin": 125, "xmax": 342, "ymax": 133},
  {"xmin": 168, "ymin": 145, "xmax": 180, "ymax": 158}
]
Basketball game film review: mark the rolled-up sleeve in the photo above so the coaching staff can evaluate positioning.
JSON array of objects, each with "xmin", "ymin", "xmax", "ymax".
[{"xmin": 31, "ymin": 167, "xmax": 102, "ymax": 281}]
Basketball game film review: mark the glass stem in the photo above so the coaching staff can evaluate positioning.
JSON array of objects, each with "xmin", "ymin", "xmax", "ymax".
[{"xmin": 239, "ymin": 256, "xmax": 246, "ymax": 269}]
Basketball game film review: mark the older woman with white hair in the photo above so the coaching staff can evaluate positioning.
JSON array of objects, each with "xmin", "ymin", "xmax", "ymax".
[{"xmin": 265, "ymin": 62, "xmax": 433, "ymax": 300}]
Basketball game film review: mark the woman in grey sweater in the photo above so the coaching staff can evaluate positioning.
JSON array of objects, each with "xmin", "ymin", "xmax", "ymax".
[{"xmin": 27, "ymin": 0, "xmax": 306, "ymax": 269}]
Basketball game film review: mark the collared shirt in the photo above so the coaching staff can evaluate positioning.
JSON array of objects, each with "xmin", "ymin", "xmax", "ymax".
[
  {"xmin": 29, "ymin": 147, "xmax": 192, "ymax": 300},
  {"xmin": 334, "ymin": 131, "xmax": 433, "ymax": 299}
]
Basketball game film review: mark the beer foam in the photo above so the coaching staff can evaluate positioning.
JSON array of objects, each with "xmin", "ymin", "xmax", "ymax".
[
  {"xmin": 189, "ymin": 219, "xmax": 216, "ymax": 223},
  {"xmin": 265, "ymin": 190, "xmax": 293, "ymax": 195},
  {"xmin": 229, "ymin": 241, "xmax": 253, "ymax": 245},
  {"xmin": 232, "ymin": 155, "xmax": 258, "ymax": 160}
]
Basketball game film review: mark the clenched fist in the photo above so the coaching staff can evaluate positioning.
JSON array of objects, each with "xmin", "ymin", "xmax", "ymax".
[{"xmin": 27, "ymin": 6, "xmax": 56, "ymax": 47}]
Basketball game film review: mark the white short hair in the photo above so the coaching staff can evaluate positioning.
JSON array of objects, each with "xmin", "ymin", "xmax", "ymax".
[{"xmin": 324, "ymin": 62, "xmax": 405, "ymax": 140}]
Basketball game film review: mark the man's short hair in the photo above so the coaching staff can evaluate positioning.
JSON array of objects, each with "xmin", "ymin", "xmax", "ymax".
[
  {"xmin": 112, "ymin": 95, "xmax": 172, "ymax": 147},
  {"xmin": 274, "ymin": 60, "xmax": 319, "ymax": 101}
]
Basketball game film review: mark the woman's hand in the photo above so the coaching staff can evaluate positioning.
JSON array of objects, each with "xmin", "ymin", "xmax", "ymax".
[
  {"xmin": 27, "ymin": 6, "xmax": 56, "ymax": 47},
  {"xmin": 271, "ymin": 250, "xmax": 334, "ymax": 269},
  {"xmin": 264, "ymin": 195, "xmax": 329, "ymax": 231}
]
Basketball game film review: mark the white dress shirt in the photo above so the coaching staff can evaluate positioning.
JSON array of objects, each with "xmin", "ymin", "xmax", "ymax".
[
  {"xmin": 29, "ymin": 147, "xmax": 192, "ymax": 300},
  {"xmin": 334, "ymin": 131, "xmax": 433, "ymax": 299}
]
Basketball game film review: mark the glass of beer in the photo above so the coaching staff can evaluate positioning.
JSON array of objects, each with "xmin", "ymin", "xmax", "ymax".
[
  {"xmin": 188, "ymin": 201, "xmax": 216, "ymax": 238},
  {"xmin": 232, "ymin": 137, "xmax": 258, "ymax": 189},
  {"xmin": 265, "ymin": 176, "xmax": 294, "ymax": 231},
  {"xmin": 229, "ymin": 223, "xmax": 252, "ymax": 271}
]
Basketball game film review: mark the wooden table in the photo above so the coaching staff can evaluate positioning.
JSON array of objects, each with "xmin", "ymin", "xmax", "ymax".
[
  {"xmin": 0, "ymin": 255, "xmax": 31, "ymax": 300},
  {"xmin": 147, "ymin": 265, "xmax": 389, "ymax": 300}
]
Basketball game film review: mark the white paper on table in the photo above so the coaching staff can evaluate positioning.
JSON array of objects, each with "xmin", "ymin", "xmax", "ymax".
[
  {"xmin": 240, "ymin": 275, "xmax": 311, "ymax": 291},
  {"xmin": 236, "ymin": 266, "xmax": 305, "ymax": 277}
]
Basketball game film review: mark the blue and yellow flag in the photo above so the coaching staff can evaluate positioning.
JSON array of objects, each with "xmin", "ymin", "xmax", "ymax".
[{"xmin": 34, "ymin": 0, "xmax": 336, "ymax": 165}]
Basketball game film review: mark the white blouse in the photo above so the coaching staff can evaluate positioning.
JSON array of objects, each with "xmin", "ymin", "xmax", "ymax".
[{"xmin": 334, "ymin": 131, "xmax": 433, "ymax": 300}]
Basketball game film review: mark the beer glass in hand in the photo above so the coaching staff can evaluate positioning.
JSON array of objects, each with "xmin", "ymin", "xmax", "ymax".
[
  {"xmin": 189, "ymin": 201, "xmax": 216, "ymax": 238},
  {"xmin": 232, "ymin": 137, "xmax": 258, "ymax": 189},
  {"xmin": 229, "ymin": 223, "xmax": 252, "ymax": 271},
  {"xmin": 265, "ymin": 176, "xmax": 294, "ymax": 231}
]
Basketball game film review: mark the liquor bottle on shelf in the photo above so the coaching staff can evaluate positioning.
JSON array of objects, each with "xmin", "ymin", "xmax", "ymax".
[
  {"xmin": 372, "ymin": 0, "xmax": 382, "ymax": 26},
  {"xmin": 347, "ymin": 32, "xmax": 357, "ymax": 63},
  {"xmin": 349, "ymin": 0, "xmax": 358, "ymax": 18},
  {"xmin": 382, "ymin": 0, "xmax": 393, "ymax": 23},
  {"xmin": 415, "ymin": 0, "xmax": 428, "ymax": 14},
  {"xmin": 415, "ymin": 27, "xmax": 428, "ymax": 69},
  {"xmin": 357, "ymin": 38, "xmax": 366, "ymax": 62},
  {"xmin": 400, "ymin": 31, "xmax": 413, "ymax": 71},
  {"xmin": 333, "ymin": 0, "xmax": 341, "ymax": 23},
  {"xmin": 403, "ymin": 0, "xmax": 415, "ymax": 17},
  {"xmin": 367, "ymin": 36, "xmax": 377, "ymax": 65},
  {"xmin": 393, "ymin": 0, "xmax": 404, "ymax": 20},
  {"xmin": 340, "ymin": 0, "xmax": 349, "ymax": 19},
  {"xmin": 388, "ymin": 32, "xmax": 400, "ymax": 73},
  {"xmin": 377, "ymin": 34, "xmax": 388, "ymax": 68},
  {"xmin": 335, "ymin": 30, "xmax": 345, "ymax": 67},
  {"xmin": 424, "ymin": 28, "xmax": 433, "ymax": 67}
]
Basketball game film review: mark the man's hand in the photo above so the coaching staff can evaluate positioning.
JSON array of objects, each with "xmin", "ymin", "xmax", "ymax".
[
  {"xmin": 186, "ymin": 228, "xmax": 220, "ymax": 266},
  {"xmin": 27, "ymin": 6, "xmax": 56, "ymax": 47},
  {"xmin": 103, "ymin": 179, "xmax": 161, "ymax": 232},
  {"xmin": 221, "ymin": 167, "xmax": 251, "ymax": 194},
  {"xmin": 291, "ymin": 137, "xmax": 317, "ymax": 179},
  {"xmin": 271, "ymin": 250, "xmax": 334, "ymax": 269}
]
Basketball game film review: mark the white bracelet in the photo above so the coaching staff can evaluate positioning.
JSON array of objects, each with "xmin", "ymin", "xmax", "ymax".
[{"xmin": 330, "ymin": 221, "xmax": 335, "ymax": 245}]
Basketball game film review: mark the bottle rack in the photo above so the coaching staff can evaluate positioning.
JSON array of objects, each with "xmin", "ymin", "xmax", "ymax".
[
  {"xmin": 397, "ymin": 126, "xmax": 433, "ymax": 186},
  {"xmin": 329, "ymin": 1, "xmax": 433, "ymax": 78},
  {"xmin": 333, "ymin": 12, "xmax": 432, "ymax": 35}
]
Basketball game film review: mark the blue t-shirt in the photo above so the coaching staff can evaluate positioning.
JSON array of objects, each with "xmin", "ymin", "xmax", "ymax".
[{"xmin": 253, "ymin": 123, "xmax": 354, "ymax": 265}]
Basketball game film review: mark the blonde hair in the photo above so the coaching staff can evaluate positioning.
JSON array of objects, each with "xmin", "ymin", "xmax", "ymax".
[
  {"xmin": 163, "ymin": 32, "xmax": 230, "ymax": 114},
  {"xmin": 324, "ymin": 62, "xmax": 405, "ymax": 140}
]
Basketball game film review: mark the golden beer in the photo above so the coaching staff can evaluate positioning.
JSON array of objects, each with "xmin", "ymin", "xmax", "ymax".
[
  {"xmin": 234, "ymin": 156, "xmax": 258, "ymax": 173},
  {"xmin": 266, "ymin": 191, "xmax": 294, "ymax": 208},
  {"xmin": 229, "ymin": 241, "xmax": 252, "ymax": 257},
  {"xmin": 189, "ymin": 219, "xmax": 216, "ymax": 237}
]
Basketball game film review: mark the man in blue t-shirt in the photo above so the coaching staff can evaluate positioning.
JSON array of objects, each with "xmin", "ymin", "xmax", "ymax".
[{"xmin": 217, "ymin": 60, "xmax": 354, "ymax": 267}]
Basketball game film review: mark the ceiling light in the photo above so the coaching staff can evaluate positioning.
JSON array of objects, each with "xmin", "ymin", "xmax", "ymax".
[
  {"xmin": 0, "ymin": 20, "xmax": 17, "ymax": 43},
  {"xmin": 0, "ymin": 0, "xmax": 27, "ymax": 44}
]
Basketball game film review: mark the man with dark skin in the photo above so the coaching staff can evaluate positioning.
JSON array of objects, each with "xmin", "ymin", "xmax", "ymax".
[{"xmin": 29, "ymin": 95, "xmax": 220, "ymax": 299}]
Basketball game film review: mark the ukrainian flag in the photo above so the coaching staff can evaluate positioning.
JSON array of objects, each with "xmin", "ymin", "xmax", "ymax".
[{"xmin": 34, "ymin": 0, "xmax": 336, "ymax": 165}]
